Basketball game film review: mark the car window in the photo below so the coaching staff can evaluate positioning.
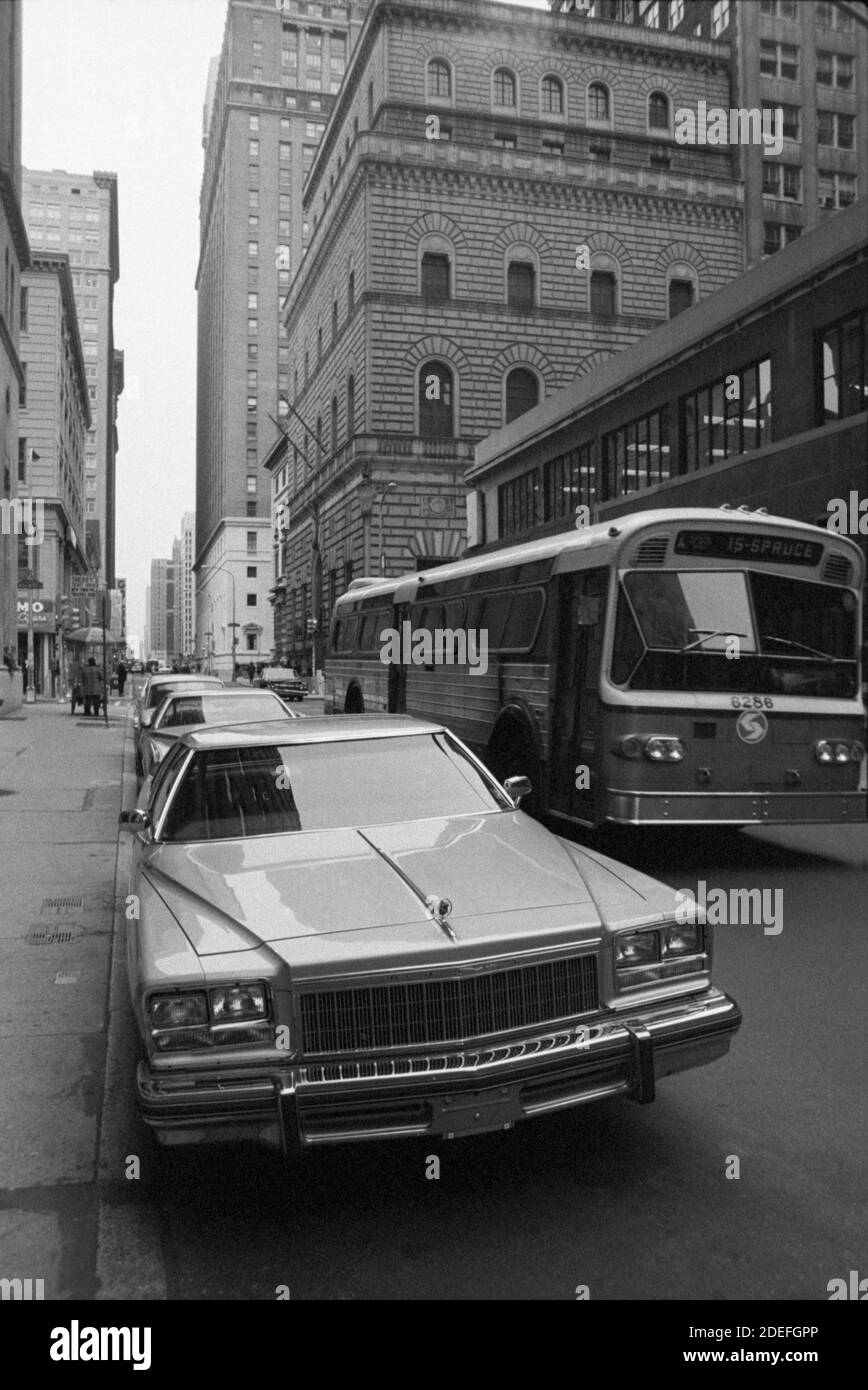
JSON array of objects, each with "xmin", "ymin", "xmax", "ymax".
[
  {"xmin": 158, "ymin": 696, "xmax": 206, "ymax": 728},
  {"xmin": 147, "ymin": 680, "xmax": 221, "ymax": 709},
  {"xmin": 146, "ymin": 742, "xmax": 190, "ymax": 823},
  {"xmin": 162, "ymin": 733, "xmax": 509, "ymax": 842}
]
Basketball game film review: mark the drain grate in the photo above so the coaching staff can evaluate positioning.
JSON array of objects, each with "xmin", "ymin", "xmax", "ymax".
[
  {"xmin": 54, "ymin": 970, "xmax": 79, "ymax": 985},
  {"xmin": 27, "ymin": 926, "xmax": 80, "ymax": 945},
  {"xmin": 41, "ymin": 896, "xmax": 84, "ymax": 914}
]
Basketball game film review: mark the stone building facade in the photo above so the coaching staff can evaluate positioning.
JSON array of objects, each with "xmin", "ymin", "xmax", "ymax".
[
  {"xmin": 270, "ymin": 0, "xmax": 745, "ymax": 670},
  {"xmin": 17, "ymin": 253, "xmax": 91, "ymax": 693},
  {"xmin": 0, "ymin": 0, "xmax": 27, "ymax": 715}
]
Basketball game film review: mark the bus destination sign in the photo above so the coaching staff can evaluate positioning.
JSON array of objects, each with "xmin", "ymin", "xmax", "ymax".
[{"xmin": 674, "ymin": 531, "xmax": 823, "ymax": 566}]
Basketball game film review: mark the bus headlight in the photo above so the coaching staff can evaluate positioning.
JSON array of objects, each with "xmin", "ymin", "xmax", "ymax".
[
  {"xmin": 613, "ymin": 735, "xmax": 644, "ymax": 759},
  {"xmin": 814, "ymin": 740, "xmax": 834, "ymax": 763},
  {"xmin": 644, "ymin": 736, "xmax": 686, "ymax": 762},
  {"xmin": 834, "ymin": 742, "xmax": 851, "ymax": 763},
  {"xmin": 851, "ymin": 741, "xmax": 866, "ymax": 763}
]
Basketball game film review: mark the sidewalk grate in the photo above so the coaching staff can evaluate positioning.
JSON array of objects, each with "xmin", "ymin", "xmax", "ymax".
[
  {"xmin": 54, "ymin": 970, "xmax": 79, "ymax": 985},
  {"xmin": 26, "ymin": 927, "xmax": 79, "ymax": 945},
  {"xmin": 41, "ymin": 896, "xmax": 84, "ymax": 914}
]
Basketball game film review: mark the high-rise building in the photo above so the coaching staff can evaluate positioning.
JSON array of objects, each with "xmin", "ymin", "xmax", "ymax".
[
  {"xmin": 548, "ymin": 0, "xmax": 868, "ymax": 267},
  {"xmin": 148, "ymin": 557, "xmax": 176, "ymax": 667},
  {"xmin": 18, "ymin": 252, "xmax": 91, "ymax": 691},
  {"xmin": 194, "ymin": 0, "xmax": 369, "ymax": 678},
  {"xmin": 22, "ymin": 168, "xmax": 122, "ymax": 584},
  {"xmin": 0, "ymin": 0, "xmax": 28, "ymax": 715},
  {"xmin": 270, "ymin": 0, "xmax": 746, "ymax": 670},
  {"xmin": 179, "ymin": 511, "xmax": 197, "ymax": 661}
]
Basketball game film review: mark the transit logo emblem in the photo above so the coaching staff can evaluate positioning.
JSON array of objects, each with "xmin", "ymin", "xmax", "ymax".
[{"xmin": 736, "ymin": 710, "xmax": 769, "ymax": 744}]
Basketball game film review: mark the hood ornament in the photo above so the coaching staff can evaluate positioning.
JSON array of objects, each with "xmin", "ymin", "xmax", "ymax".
[{"xmin": 425, "ymin": 894, "xmax": 457, "ymax": 943}]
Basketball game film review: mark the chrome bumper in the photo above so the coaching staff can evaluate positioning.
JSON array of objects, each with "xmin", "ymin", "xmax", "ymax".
[
  {"xmin": 136, "ymin": 987, "xmax": 741, "ymax": 1150},
  {"xmin": 605, "ymin": 788, "xmax": 866, "ymax": 825}
]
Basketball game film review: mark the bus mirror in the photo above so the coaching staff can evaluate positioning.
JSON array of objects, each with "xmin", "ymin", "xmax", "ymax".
[
  {"xmin": 577, "ymin": 596, "xmax": 602, "ymax": 627},
  {"xmin": 504, "ymin": 775, "xmax": 532, "ymax": 806}
]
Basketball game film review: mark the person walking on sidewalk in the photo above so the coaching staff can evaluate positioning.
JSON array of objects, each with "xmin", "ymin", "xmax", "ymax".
[
  {"xmin": 81, "ymin": 657, "xmax": 104, "ymax": 717},
  {"xmin": 115, "ymin": 659, "xmax": 127, "ymax": 697}
]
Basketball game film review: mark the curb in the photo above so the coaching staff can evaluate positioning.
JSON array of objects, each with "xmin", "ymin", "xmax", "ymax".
[{"xmin": 94, "ymin": 706, "xmax": 168, "ymax": 1300}]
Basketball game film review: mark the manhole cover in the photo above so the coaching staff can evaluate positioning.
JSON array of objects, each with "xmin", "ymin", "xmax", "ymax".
[{"xmin": 41, "ymin": 896, "xmax": 84, "ymax": 914}]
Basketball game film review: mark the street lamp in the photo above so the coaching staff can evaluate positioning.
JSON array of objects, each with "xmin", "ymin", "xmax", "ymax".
[{"xmin": 198, "ymin": 561, "xmax": 237, "ymax": 678}]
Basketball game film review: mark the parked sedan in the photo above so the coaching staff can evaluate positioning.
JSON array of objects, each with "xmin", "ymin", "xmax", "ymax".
[
  {"xmin": 257, "ymin": 665, "xmax": 308, "ymax": 701},
  {"xmin": 133, "ymin": 674, "xmax": 223, "ymax": 775},
  {"xmin": 138, "ymin": 687, "xmax": 300, "ymax": 782},
  {"xmin": 120, "ymin": 715, "xmax": 741, "ymax": 1154}
]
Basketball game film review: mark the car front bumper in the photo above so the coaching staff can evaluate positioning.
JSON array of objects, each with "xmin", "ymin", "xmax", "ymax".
[
  {"xmin": 136, "ymin": 986, "xmax": 741, "ymax": 1150},
  {"xmin": 605, "ymin": 788, "xmax": 865, "ymax": 825}
]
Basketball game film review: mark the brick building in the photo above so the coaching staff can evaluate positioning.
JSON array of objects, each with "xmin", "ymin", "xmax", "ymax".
[
  {"xmin": 195, "ymin": 0, "xmax": 369, "ymax": 678},
  {"xmin": 270, "ymin": 0, "xmax": 746, "ymax": 670},
  {"xmin": 467, "ymin": 198, "xmax": 867, "ymax": 591},
  {"xmin": 17, "ymin": 252, "xmax": 91, "ymax": 692},
  {"xmin": 549, "ymin": 1, "xmax": 868, "ymax": 265},
  {"xmin": 0, "ymin": 0, "xmax": 27, "ymax": 715},
  {"xmin": 22, "ymin": 169, "xmax": 122, "ymax": 586}
]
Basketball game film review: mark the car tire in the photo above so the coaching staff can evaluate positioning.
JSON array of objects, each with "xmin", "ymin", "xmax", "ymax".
[{"xmin": 485, "ymin": 713, "xmax": 542, "ymax": 819}]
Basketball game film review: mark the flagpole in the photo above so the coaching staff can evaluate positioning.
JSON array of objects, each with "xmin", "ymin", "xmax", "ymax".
[{"xmin": 102, "ymin": 590, "xmax": 108, "ymax": 726}]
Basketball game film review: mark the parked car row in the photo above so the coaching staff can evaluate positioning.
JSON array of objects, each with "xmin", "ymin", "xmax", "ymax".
[{"xmin": 120, "ymin": 709, "xmax": 741, "ymax": 1158}]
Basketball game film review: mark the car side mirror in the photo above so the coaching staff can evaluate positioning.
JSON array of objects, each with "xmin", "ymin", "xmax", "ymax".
[
  {"xmin": 140, "ymin": 710, "xmax": 154, "ymax": 729},
  {"xmin": 119, "ymin": 808, "xmax": 151, "ymax": 830},
  {"xmin": 503, "ymin": 775, "xmax": 532, "ymax": 806}
]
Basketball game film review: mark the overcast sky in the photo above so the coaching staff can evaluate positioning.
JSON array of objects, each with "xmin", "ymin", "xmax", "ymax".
[{"xmin": 22, "ymin": 0, "xmax": 550, "ymax": 646}]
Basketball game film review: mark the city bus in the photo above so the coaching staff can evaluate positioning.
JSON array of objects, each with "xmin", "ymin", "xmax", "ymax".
[{"xmin": 324, "ymin": 507, "xmax": 866, "ymax": 828}]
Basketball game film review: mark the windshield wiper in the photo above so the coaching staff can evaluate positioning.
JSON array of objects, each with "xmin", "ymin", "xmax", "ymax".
[
  {"xmin": 678, "ymin": 627, "xmax": 750, "ymax": 654},
  {"xmin": 760, "ymin": 634, "xmax": 839, "ymax": 661}
]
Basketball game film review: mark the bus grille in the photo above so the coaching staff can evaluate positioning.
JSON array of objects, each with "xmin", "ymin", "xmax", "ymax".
[
  {"xmin": 299, "ymin": 955, "xmax": 599, "ymax": 1056},
  {"xmin": 822, "ymin": 554, "xmax": 853, "ymax": 585},
  {"xmin": 632, "ymin": 537, "xmax": 669, "ymax": 565}
]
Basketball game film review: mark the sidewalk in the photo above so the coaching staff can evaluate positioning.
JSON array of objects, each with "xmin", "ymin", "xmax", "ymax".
[{"xmin": 0, "ymin": 695, "xmax": 164, "ymax": 1299}]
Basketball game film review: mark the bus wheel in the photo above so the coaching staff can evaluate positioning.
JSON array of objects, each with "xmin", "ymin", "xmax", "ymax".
[
  {"xmin": 486, "ymin": 717, "xmax": 541, "ymax": 818},
  {"xmin": 344, "ymin": 684, "xmax": 364, "ymax": 713}
]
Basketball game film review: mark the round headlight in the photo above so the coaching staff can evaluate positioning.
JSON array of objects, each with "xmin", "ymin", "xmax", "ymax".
[
  {"xmin": 851, "ymin": 741, "xmax": 866, "ymax": 762},
  {"xmin": 814, "ymin": 740, "xmax": 834, "ymax": 763},
  {"xmin": 616, "ymin": 735, "xmax": 643, "ymax": 759},
  {"xmin": 834, "ymin": 742, "xmax": 851, "ymax": 763}
]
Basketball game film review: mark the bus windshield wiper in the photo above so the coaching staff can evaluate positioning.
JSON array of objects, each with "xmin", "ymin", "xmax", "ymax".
[
  {"xmin": 760, "ymin": 634, "xmax": 838, "ymax": 661},
  {"xmin": 677, "ymin": 628, "xmax": 749, "ymax": 654}
]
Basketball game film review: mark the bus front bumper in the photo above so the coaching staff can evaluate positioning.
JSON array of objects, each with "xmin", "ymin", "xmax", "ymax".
[{"xmin": 605, "ymin": 788, "xmax": 866, "ymax": 825}]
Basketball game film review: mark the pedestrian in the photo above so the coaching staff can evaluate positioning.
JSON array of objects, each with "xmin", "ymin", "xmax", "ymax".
[
  {"xmin": 116, "ymin": 658, "xmax": 127, "ymax": 697},
  {"xmin": 51, "ymin": 656, "xmax": 61, "ymax": 698},
  {"xmin": 247, "ymin": 661, "xmax": 255, "ymax": 684},
  {"xmin": 81, "ymin": 656, "xmax": 104, "ymax": 717},
  {"xmin": 2, "ymin": 644, "xmax": 15, "ymax": 677}
]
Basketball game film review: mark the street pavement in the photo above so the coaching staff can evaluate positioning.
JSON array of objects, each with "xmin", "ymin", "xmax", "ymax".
[{"xmin": 0, "ymin": 695, "xmax": 865, "ymax": 1300}]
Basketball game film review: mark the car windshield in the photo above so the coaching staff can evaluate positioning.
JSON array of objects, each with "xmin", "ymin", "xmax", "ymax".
[
  {"xmin": 160, "ymin": 733, "xmax": 510, "ymax": 841},
  {"xmin": 612, "ymin": 570, "xmax": 858, "ymax": 697},
  {"xmin": 155, "ymin": 692, "xmax": 290, "ymax": 729},
  {"xmin": 147, "ymin": 679, "xmax": 221, "ymax": 709}
]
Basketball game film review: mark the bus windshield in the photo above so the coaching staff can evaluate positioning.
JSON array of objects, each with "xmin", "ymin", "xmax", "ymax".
[{"xmin": 612, "ymin": 569, "xmax": 859, "ymax": 697}]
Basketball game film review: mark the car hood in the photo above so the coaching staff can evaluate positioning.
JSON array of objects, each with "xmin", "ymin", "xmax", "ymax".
[{"xmin": 141, "ymin": 812, "xmax": 678, "ymax": 968}]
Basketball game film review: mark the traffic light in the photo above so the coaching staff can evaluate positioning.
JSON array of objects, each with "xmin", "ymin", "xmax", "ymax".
[{"xmin": 306, "ymin": 618, "xmax": 318, "ymax": 636}]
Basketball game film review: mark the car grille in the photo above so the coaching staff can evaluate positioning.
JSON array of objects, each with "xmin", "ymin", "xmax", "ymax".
[{"xmin": 299, "ymin": 954, "xmax": 599, "ymax": 1056}]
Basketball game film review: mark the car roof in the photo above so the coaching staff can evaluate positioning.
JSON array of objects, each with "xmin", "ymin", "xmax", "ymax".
[
  {"xmin": 147, "ymin": 673, "xmax": 223, "ymax": 688},
  {"xmin": 179, "ymin": 713, "xmax": 443, "ymax": 750}
]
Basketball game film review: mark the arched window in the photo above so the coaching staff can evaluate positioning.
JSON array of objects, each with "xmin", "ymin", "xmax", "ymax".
[
  {"xmin": 668, "ymin": 278, "xmax": 693, "ymax": 318},
  {"xmin": 507, "ymin": 259, "xmax": 535, "ymax": 309},
  {"xmin": 347, "ymin": 374, "xmax": 355, "ymax": 435},
  {"xmin": 506, "ymin": 368, "xmax": 539, "ymax": 424},
  {"xmin": 590, "ymin": 269, "xmax": 617, "ymax": 317},
  {"xmin": 541, "ymin": 75, "xmax": 564, "ymax": 115},
  {"xmin": 587, "ymin": 82, "xmax": 610, "ymax": 123},
  {"xmin": 421, "ymin": 250, "xmax": 450, "ymax": 300},
  {"xmin": 419, "ymin": 361, "xmax": 454, "ymax": 438},
  {"xmin": 649, "ymin": 91, "xmax": 670, "ymax": 130},
  {"xmin": 348, "ymin": 269, "xmax": 355, "ymax": 315},
  {"xmin": 331, "ymin": 394, "xmax": 339, "ymax": 451},
  {"xmin": 427, "ymin": 58, "xmax": 452, "ymax": 100},
  {"xmin": 493, "ymin": 67, "xmax": 517, "ymax": 108}
]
